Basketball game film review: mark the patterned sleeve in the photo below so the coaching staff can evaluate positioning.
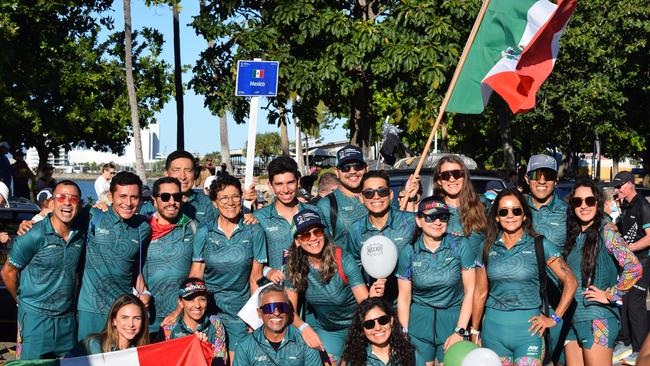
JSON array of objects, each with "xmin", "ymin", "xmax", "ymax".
[
  {"xmin": 209, "ymin": 316, "xmax": 228, "ymax": 359},
  {"xmin": 342, "ymin": 251, "xmax": 365, "ymax": 288},
  {"xmin": 251, "ymin": 224, "xmax": 268, "ymax": 264},
  {"xmin": 458, "ymin": 235, "xmax": 478, "ymax": 270},
  {"xmin": 345, "ymin": 223, "xmax": 362, "ymax": 261},
  {"xmin": 395, "ymin": 244, "xmax": 413, "ymax": 281},
  {"xmin": 8, "ymin": 231, "xmax": 39, "ymax": 269},
  {"xmin": 192, "ymin": 225, "xmax": 208, "ymax": 262},
  {"xmin": 542, "ymin": 237, "xmax": 561, "ymax": 263},
  {"xmin": 603, "ymin": 226, "xmax": 642, "ymax": 302}
]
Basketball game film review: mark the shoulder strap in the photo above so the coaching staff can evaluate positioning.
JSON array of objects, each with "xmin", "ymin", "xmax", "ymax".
[
  {"xmin": 534, "ymin": 235, "xmax": 552, "ymax": 354},
  {"xmin": 327, "ymin": 193, "xmax": 338, "ymax": 237},
  {"xmin": 335, "ymin": 246, "xmax": 348, "ymax": 285}
]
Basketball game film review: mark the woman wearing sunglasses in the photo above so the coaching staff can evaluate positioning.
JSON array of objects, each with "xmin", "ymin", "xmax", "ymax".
[
  {"xmin": 472, "ymin": 188, "xmax": 577, "ymax": 366},
  {"xmin": 396, "ymin": 197, "xmax": 476, "ymax": 365},
  {"xmin": 563, "ymin": 180, "xmax": 641, "ymax": 366},
  {"xmin": 341, "ymin": 297, "xmax": 419, "ymax": 366},
  {"xmin": 432, "ymin": 155, "xmax": 486, "ymax": 257},
  {"xmin": 285, "ymin": 209, "xmax": 384, "ymax": 363}
]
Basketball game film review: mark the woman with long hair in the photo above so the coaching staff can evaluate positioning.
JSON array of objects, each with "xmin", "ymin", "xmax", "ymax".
[
  {"xmin": 72, "ymin": 294, "xmax": 150, "ymax": 355},
  {"xmin": 397, "ymin": 197, "xmax": 475, "ymax": 365},
  {"xmin": 472, "ymin": 189, "xmax": 577, "ymax": 366},
  {"xmin": 563, "ymin": 179, "xmax": 641, "ymax": 366},
  {"xmin": 285, "ymin": 209, "xmax": 384, "ymax": 363},
  {"xmin": 341, "ymin": 297, "xmax": 418, "ymax": 366}
]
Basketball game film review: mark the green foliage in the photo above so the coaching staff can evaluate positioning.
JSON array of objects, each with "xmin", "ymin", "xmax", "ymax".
[{"xmin": 243, "ymin": 132, "xmax": 282, "ymax": 166}]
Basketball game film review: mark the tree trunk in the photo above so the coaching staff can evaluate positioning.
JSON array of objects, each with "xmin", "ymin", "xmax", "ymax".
[
  {"xmin": 350, "ymin": 84, "xmax": 371, "ymax": 157},
  {"xmin": 219, "ymin": 114, "xmax": 231, "ymax": 173},
  {"xmin": 497, "ymin": 98, "xmax": 516, "ymax": 171},
  {"xmin": 173, "ymin": 1, "xmax": 184, "ymax": 150},
  {"xmin": 440, "ymin": 121, "xmax": 449, "ymax": 153},
  {"xmin": 279, "ymin": 105, "xmax": 290, "ymax": 157},
  {"xmin": 36, "ymin": 145, "xmax": 50, "ymax": 174},
  {"xmin": 123, "ymin": 0, "xmax": 147, "ymax": 183}
]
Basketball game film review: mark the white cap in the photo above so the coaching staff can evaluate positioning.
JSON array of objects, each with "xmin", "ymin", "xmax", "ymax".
[
  {"xmin": 203, "ymin": 175, "xmax": 217, "ymax": 191},
  {"xmin": 0, "ymin": 181, "xmax": 9, "ymax": 208}
]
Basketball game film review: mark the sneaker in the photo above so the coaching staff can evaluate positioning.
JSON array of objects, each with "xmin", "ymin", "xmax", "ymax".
[
  {"xmin": 622, "ymin": 352, "xmax": 638, "ymax": 366},
  {"xmin": 614, "ymin": 343, "xmax": 633, "ymax": 363}
]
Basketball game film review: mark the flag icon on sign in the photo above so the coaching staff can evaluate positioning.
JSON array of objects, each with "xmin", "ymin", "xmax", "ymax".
[{"xmin": 253, "ymin": 69, "xmax": 264, "ymax": 78}]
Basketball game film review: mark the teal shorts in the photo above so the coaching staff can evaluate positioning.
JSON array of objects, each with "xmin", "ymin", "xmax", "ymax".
[
  {"xmin": 408, "ymin": 303, "xmax": 460, "ymax": 363},
  {"xmin": 311, "ymin": 323, "xmax": 348, "ymax": 363},
  {"xmin": 566, "ymin": 317, "xmax": 619, "ymax": 350},
  {"xmin": 77, "ymin": 310, "xmax": 107, "ymax": 342},
  {"xmin": 219, "ymin": 312, "xmax": 249, "ymax": 350},
  {"xmin": 17, "ymin": 307, "xmax": 76, "ymax": 360},
  {"xmin": 482, "ymin": 308, "xmax": 544, "ymax": 364}
]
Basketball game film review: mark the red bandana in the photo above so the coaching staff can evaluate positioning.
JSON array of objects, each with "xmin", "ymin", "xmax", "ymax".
[{"xmin": 149, "ymin": 215, "xmax": 177, "ymax": 241}]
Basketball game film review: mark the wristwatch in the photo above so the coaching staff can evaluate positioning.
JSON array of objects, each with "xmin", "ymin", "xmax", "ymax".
[{"xmin": 454, "ymin": 327, "xmax": 468, "ymax": 336}]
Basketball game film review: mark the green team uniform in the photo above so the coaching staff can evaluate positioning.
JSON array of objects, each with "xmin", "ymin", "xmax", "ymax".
[
  {"xmin": 445, "ymin": 205, "xmax": 483, "ymax": 258},
  {"xmin": 233, "ymin": 325, "xmax": 322, "ymax": 365},
  {"xmin": 254, "ymin": 201, "xmax": 326, "ymax": 270},
  {"xmin": 196, "ymin": 217, "xmax": 268, "ymax": 350},
  {"xmin": 284, "ymin": 249, "xmax": 365, "ymax": 361},
  {"xmin": 363, "ymin": 345, "xmax": 425, "ymax": 366},
  {"xmin": 9, "ymin": 216, "xmax": 85, "ymax": 359},
  {"xmin": 77, "ymin": 208, "xmax": 151, "ymax": 341},
  {"xmin": 477, "ymin": 233, "xmax": 560, "ymax": 363},
  {"xmin": 160, "ymin": 313, "xmax": 227, "ymax": 364},
  {"xmin": 143, "ymin": 214, "xmax": 202, "ymax": 330},
  {"xmin": 316, "ymin": 189, "xmax": 367, "ymax": 248},
  {"xmin": 140, "ymin": 190, "xmax": 217, "ymax": 225},
  {"xmin": 69, "ymin": 335, "xmax": 109, "ymax": 356},
  {"xmin": 396, "ymin": 234, "xmax": 474, "ymax": 362},
  {"xmin": 527, "ymin": 194, "xmax": 567, "ymax": 248}
]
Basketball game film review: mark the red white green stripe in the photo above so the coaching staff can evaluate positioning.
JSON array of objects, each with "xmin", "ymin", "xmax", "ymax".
[{"xmin": 447, "ymin": 0, "xmax": 577, "ymax": 114}]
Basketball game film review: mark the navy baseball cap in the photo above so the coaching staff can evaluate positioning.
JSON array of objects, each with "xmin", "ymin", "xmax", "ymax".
[
  {"xmin": 178, "ymin": 279, "xmax": 208, "ymax": 299},
  {"xmin": 293, "ymin": 209, "xmax": 324, "ymax": 235},
  {"xmin": 610, "ymin": 171, "xmax": 634, "ymax": 188},
  {"xmin": 485, "ymin": 180, "xmax": 503, "ymax": 192},
  {"xmin": 336, "ymin": 144, "xmax": 364, "ymax": 168},
  {"xmin": 417, "ymin": 196, "xmax": 450, "ymax": 216},
  {"xmin": 527, "ymin": 154, "xmax": 557, "ymax": 173}
]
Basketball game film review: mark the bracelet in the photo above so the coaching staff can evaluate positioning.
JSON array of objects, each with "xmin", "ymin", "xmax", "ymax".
[
  {"xmin": 298, "ymin": 323, "xmax": 310, "ymax": 332},
  {"xmin": 263, "ymin": 267, "xmax": 272, "ymax": 277},
  {"xmin": 470, "ymin": 329, "xmax": 480, "ymax": 336},
  {"xmin": 402, "ymin": 327, "xmax": 408, "ymax": 334},
  {"xmin": 550, "ymin": 314, "xmax": 561, "ymax": 323},
  {"xmin": 141, "ymin": 290, "xmax": 152, "ymax": 297}
]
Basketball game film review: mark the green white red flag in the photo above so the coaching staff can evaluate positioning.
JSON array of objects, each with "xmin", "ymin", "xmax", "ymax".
[{"xmin": 446, "ymin": 0, "xmax": 577, "ymax": 114}]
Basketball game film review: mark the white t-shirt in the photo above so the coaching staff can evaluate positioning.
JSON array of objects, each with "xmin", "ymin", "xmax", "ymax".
[{"xmin": 94, "ymin": 175, "xmax": 110, "ymax": 199}]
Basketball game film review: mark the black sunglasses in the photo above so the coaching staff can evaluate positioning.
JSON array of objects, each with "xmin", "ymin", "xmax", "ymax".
[
  {"xmin": 339, "ymin": 162, "xmax": 366, "ymax": 173},
  {"xmin": 361, "ymin": 187, "xmax": 391, "ymax": 199},
  {"xmin": 570, "ymin": 196, "xmax": 597, "ymax": 208},
  {"xmin": 497, "ymin": 207, "xmax": 523, "ymax": 217},
  {"xmin": 259, "ymin": 302, "xmax": 291, "ymax": 315},
  {"xmin": 438, "ymin": 169, "xmax": 465, "ymax": 181},
  {"xmin": 156, "ymin": 192, "xmax": 184, "ymax": 202},
  {"xmin": 422, "ymin": 213, "xmax": 451, "ymax": 223},
  {"xmin": 528, "ymin": 169, "xmax": 557, "ymax": 181},
  {"xmin": 363, "ymin": 315, "xmax": 390, "ymax": 330}
]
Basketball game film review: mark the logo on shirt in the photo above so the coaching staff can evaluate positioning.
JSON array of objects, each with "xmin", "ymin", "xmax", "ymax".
[
  {"xmin": 489, "ymin": 251, "xmax": 497, "ymax": 257},
  {"xmin": 413, "ymin": 261, "xmax": 423, "ymax": 267},
  {"xmin": 445, "ymin": 257, "xmax": 454, "ymax": 262},
  {"xmin": 522, "ymin": 250, "xmax": 534, "ymax": 255},
  {"xmin": 342, "ymin": 206, "xmax": 353, "ymax": 212},
  {"xmin": 97, "ymin": 228, "xmax": 110, "ymax": 235},
  {"xmin": 255, "ymin": 355, "xmax": 268, "ymax": 361},
  {"xmin": 267, "ymin": 226, "xmax": 279, "ymax": 232},
  {"xmin": 183, "ymin": 238, "xmax": 191, "ymax": 242},
  {"xmin": 550, "ymin": 222, "xmax": 560, "ymax": 226}
]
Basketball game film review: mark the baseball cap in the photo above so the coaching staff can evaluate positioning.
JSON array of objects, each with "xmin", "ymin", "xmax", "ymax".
[
  {"xmin": 203, "ymin": 175, "xmax": 216, "ymax": 191},
  {"xmin": 336, "ymin": 144, "xmax": 364, "ymax": 168},
  {"xmin": 610, "ymin": 171, "xmax": 634, "ymax": 188},
  {"xmin": 0, "ymin": 142, "xmax": 10, "ymax": 149},
  {"xmin": 485, "ymin": 180, "xmax": 503, "ymax": 192},
  {"xmin": 293, "ymin": 209, "xmax": 324, "ymax": 235},
  {"xmin": 527, "ymin": 154, "xmax": 557, "ymax": 173},
  {"xmin": 417, "ymin": 196, "xmax": 450, "ymax": 216},
  {"xmin": 0, "ymin": 181, "xmax": 9, "ymax": 207},
  {"xmin": 178, "ymin": 279, "xmax": 208, "ymax": 299},
  {"xmin": 36, "ymin": 188, "xmax": 53, "ymax": 206}
]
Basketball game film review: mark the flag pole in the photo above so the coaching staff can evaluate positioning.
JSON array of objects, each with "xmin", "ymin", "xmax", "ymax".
[{"xmin": 400, "ymin": 0, "xmax": 491, "ymax": 210}]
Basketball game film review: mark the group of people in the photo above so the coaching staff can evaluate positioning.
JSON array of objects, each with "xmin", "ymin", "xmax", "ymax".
[{"xmin": 1, "ymin": 144, "xmax": 649, "ymax": 366}]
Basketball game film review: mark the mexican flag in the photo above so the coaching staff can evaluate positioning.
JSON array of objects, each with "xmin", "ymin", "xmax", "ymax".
[
  {"xmin": 446, "ymin": 0, "xmax": 577, "ymax": 114},
  {"xmin": 6, "ymin": 335, "xmax": 213, "ymax": 366}
]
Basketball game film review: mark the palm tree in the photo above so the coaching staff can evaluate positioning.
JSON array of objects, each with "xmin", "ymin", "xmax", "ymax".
[{"xmin": 172, "ymin": 0, "xmax": 184, "ymax": 150}]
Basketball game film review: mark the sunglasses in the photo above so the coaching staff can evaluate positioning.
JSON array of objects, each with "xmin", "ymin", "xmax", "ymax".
[
  {"xmin": 363, "ymin": 315, "xmax": 390, "ymax": 330},
  {"xmin": 497, "ymin": 207, "xmax": 523, "ymax": 217},
  {"xmin": 296, "ymin": 227, "xmax": 325, "ymax": 241},
  {"xmin": 527, "ymin": 169, "xmax": 557, "ymax": 181},
  {"xmin": 570, "ymin": 196, "xmax": 597, "ymax": 208},
  {"xmin": 438, "ymin": 169, "xmax": 464, "ymax": 181},
  {"xmin": 339, "ymin": 162, "xmax": 366, "ymax": 173},
  {"xmin": 361, "ymin": 187, "xmax": 391, "ymax": 199},
  {"xmin": 422, "ymin": 213, "xmax": 451, "ymax": 223},
  {"xmin": 259, "ymin": 302, "xmax": 291, "ymax": 315},
  {"xmin": 156, "ymin": 192, "xmax": 184, "ymax": 202},
  {"xmin": 54, "ymin": 193, "xmax": 80, "ymax": 205}
]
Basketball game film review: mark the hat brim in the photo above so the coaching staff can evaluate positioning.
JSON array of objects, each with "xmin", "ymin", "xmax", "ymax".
[
  {"xmin": 294, "ymin": 223, "xmax": 325, "ymax": 237},
  {"xmin": 337, "ymin": 158, "xmax": 365, "ymax": 168},
  {"xmin": 420, "ymin": 208, "xmax": 450, "ymax": 216},
  {"xmin": 180, "ymin": 289, "xmax": 209, "ymax": 299}
]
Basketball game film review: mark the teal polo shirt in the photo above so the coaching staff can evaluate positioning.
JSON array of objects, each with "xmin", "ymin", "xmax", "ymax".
[
  {"xmin": 396, "ymin": 234, "xmax": 475, "ymax": 309},
  {"xmin": 285, "ymin": 249, "xmax": 365, "ymax": 331},
  {"xmin": 234, "ymin": 325, "xmax": 322, "ymax": 365},
  {"xmin": 143, "ymin": 215, "xmax": 203, "ymax": 322},
  {"xmin": 140, "ymin": 190, "xmax": 217, "ymax": 225},
  {"xmin": 316, "ymin": 189, "xmax": 368, "ymax": 247},
  {"xmin": 8, "ymin": 215, "xmax": 85, "ymax": 316},
  {"xmin": 347, "ymin": 207, "xmax": 417, "ymax": 262},
  {"xmin": 196, "ymin": 217, "xmax": 268, "ymax": 317},
  {"xmin": 77, "ymin": 207, "xmax": 151, "ymax": 315},
  {"xmin": 364, "ymin": 345, "xmax": 424, "ymax": 366},
  {"xmin": 477, "ymin": 233, "xmax": 560, "ymax": 311},
  {"xmin": 446, "ymin": 205, "xmax": 465, "ymax": 236},
  {"xmin": 254, "ymin": 201, "xmax": 326, "ymax": 270},
  {"xmin": 527, "ymin": 194, "xmax": 567, "ymax": 248}
]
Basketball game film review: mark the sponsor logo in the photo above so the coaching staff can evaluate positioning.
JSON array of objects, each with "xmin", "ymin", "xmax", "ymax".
[
  {"xmin": 445, "ymin": 257, "xmax": 454, "ymax": 262},
  {"xmin": 522, "ymin": 250, "xmax": 534, "ymax": 255},
  {"xmin": 267, "ymin": 226, "xmax": 279, "ymax": 232},
  {"xmin": 342, "ymin": 206, "xmax": 353, "ymax": 212},
  {"xmin": 413, "ymin": 262, "xmax": 423, "ymax": 267},
  {"xmin": 550, "ymin": 222, "xmax": 560, "ymax": 226},
  {"xmin": 489, "ymin": 251, "xmax": 497, "ymax": 257},
  {"xmin": 97, "ymin": 228, "xmax": 110, "ymax": 235}
]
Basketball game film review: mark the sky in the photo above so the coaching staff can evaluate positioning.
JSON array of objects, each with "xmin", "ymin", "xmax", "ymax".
[{"xmin": 110, "ymin": 1, "xmax": 347, "ymax": 156}]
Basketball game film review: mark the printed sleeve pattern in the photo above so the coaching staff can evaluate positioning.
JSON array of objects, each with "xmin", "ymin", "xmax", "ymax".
[
  {"xmin": 458, "ymin": 236, "xmax": 477, "ymax": 270},
  {"xmin": 641, "ymin": 200, "xmax": 650, "ymax": 230},
  {"xmin": 210, "ymin": 315, "xmax": 228, "ymax": 359},
  {"xmin": 395, "ymin": 245, "xmax": 413, "ymax": 280},
  {"xmin": 543, "ymin": 237, "xmax": 561, "ymax": 263},
  {"xmin": 603, "ymin": 226, "xmax": 642, "ymax": 302},
  {"xmin": 251, "ymin": 224, "xmax": 268, "ymax": 264},
  {"xmin": 342, "ymin": 251, "xmax": 365, "ymax": 287},
  {"xmin": 8, "ymin": 232, "xmax": 39, "ymax": 269},
  {"xmin": 192, "ymin": 225, "xmax": 208, "ymax": 262}
]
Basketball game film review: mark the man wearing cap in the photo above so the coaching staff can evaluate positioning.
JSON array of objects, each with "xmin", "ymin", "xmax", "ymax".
[
  {"xmin": 347, "ymin": 170, "xmax": 416, "ymax": 304},
  {"xmin": 11, "ymin": 150, "xmax": 34, "ymax": 200},
  {"xmin": 31, "ymin": 189, "xmax": 53, "ymax": 222},
  {"xmin": 611, "ymin": 171, "xmax": 650, "ymax": 364},
  {"xmin": 254, "ymin": 157, "xmax": 326, "ymax": 283},
  {"xmin": 480, "ymin": 180, "xmax": 503, "ymax": 210},
  {"xmin": 158, "ymin": 278, "xmax": 227, "ymax": 366},
  {"xmin": 316, "ymin": 144, "xmax": 369, "ymax": 246},
  {"xmin": 0, "ymin": 141, "xmax": 12, "ymax": 189},
  {"xmin": 234, "ymin": 283, "xmax": 322, "ymax": 365},
  {"xmin": 142, "ymin": 177, "xmax": 204, "ymax": 333},
  {"xmin": 1, "ymin": 180, "xmax": 85, "ymax": 359}
]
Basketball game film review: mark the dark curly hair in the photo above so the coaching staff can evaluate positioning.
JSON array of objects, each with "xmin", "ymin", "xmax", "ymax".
[
  {"xmin": 563, "ymin": 179, "xmax": 604, "ymax": 288},
  {"xmin": 209, "ymin": 174, "xmax": 242, "ymax": 201},
  {"xmin": 341, "ymin": 297, "xmax": 414, "ymax": 366}
]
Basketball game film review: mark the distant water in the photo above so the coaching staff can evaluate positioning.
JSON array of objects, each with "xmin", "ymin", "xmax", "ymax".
[{"xmin": 74, "ymin": 179, "xmax": 154, "ymax": 202}]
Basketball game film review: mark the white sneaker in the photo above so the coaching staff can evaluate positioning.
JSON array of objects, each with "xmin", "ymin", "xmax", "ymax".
[
  {"xmin": 622, "ymin": 352, "xmax": 639, "ymax": 366},
  {"xmin": 613, "ymin": 343, "xmax": 633, "ymax": 363}
]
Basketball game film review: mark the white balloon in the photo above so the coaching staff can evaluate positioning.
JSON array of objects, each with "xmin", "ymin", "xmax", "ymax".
[
  {"xmin": 460, "ymin": 348, "xmax": 501, "ymax": 366},
  {"xmin": 360, "ymin": 235, "xmax": 398, "ymax": 278}
]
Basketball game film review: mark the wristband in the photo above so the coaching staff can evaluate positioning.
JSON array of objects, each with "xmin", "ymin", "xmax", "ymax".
[
  {"xmin": 470, "ymin": 329, "xmax": 480, "ymax": 336},
  {"xmin": 550, "ymin": 314, "xmax": 561, "ymax": 323},
  {"xmin": 263, "ymin": 267, "xmax": 272, "ymax": 277},
  {"xmin": 402, "ymin": 327, "xmax": 408, "ymax": 334},
  {"xmin": 141, "ymin": 290, "xmax": 152, "ymax": 297},
  {"xmin": 298, "ymin": 323, "xmax": 310, "ymax": 332}
]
